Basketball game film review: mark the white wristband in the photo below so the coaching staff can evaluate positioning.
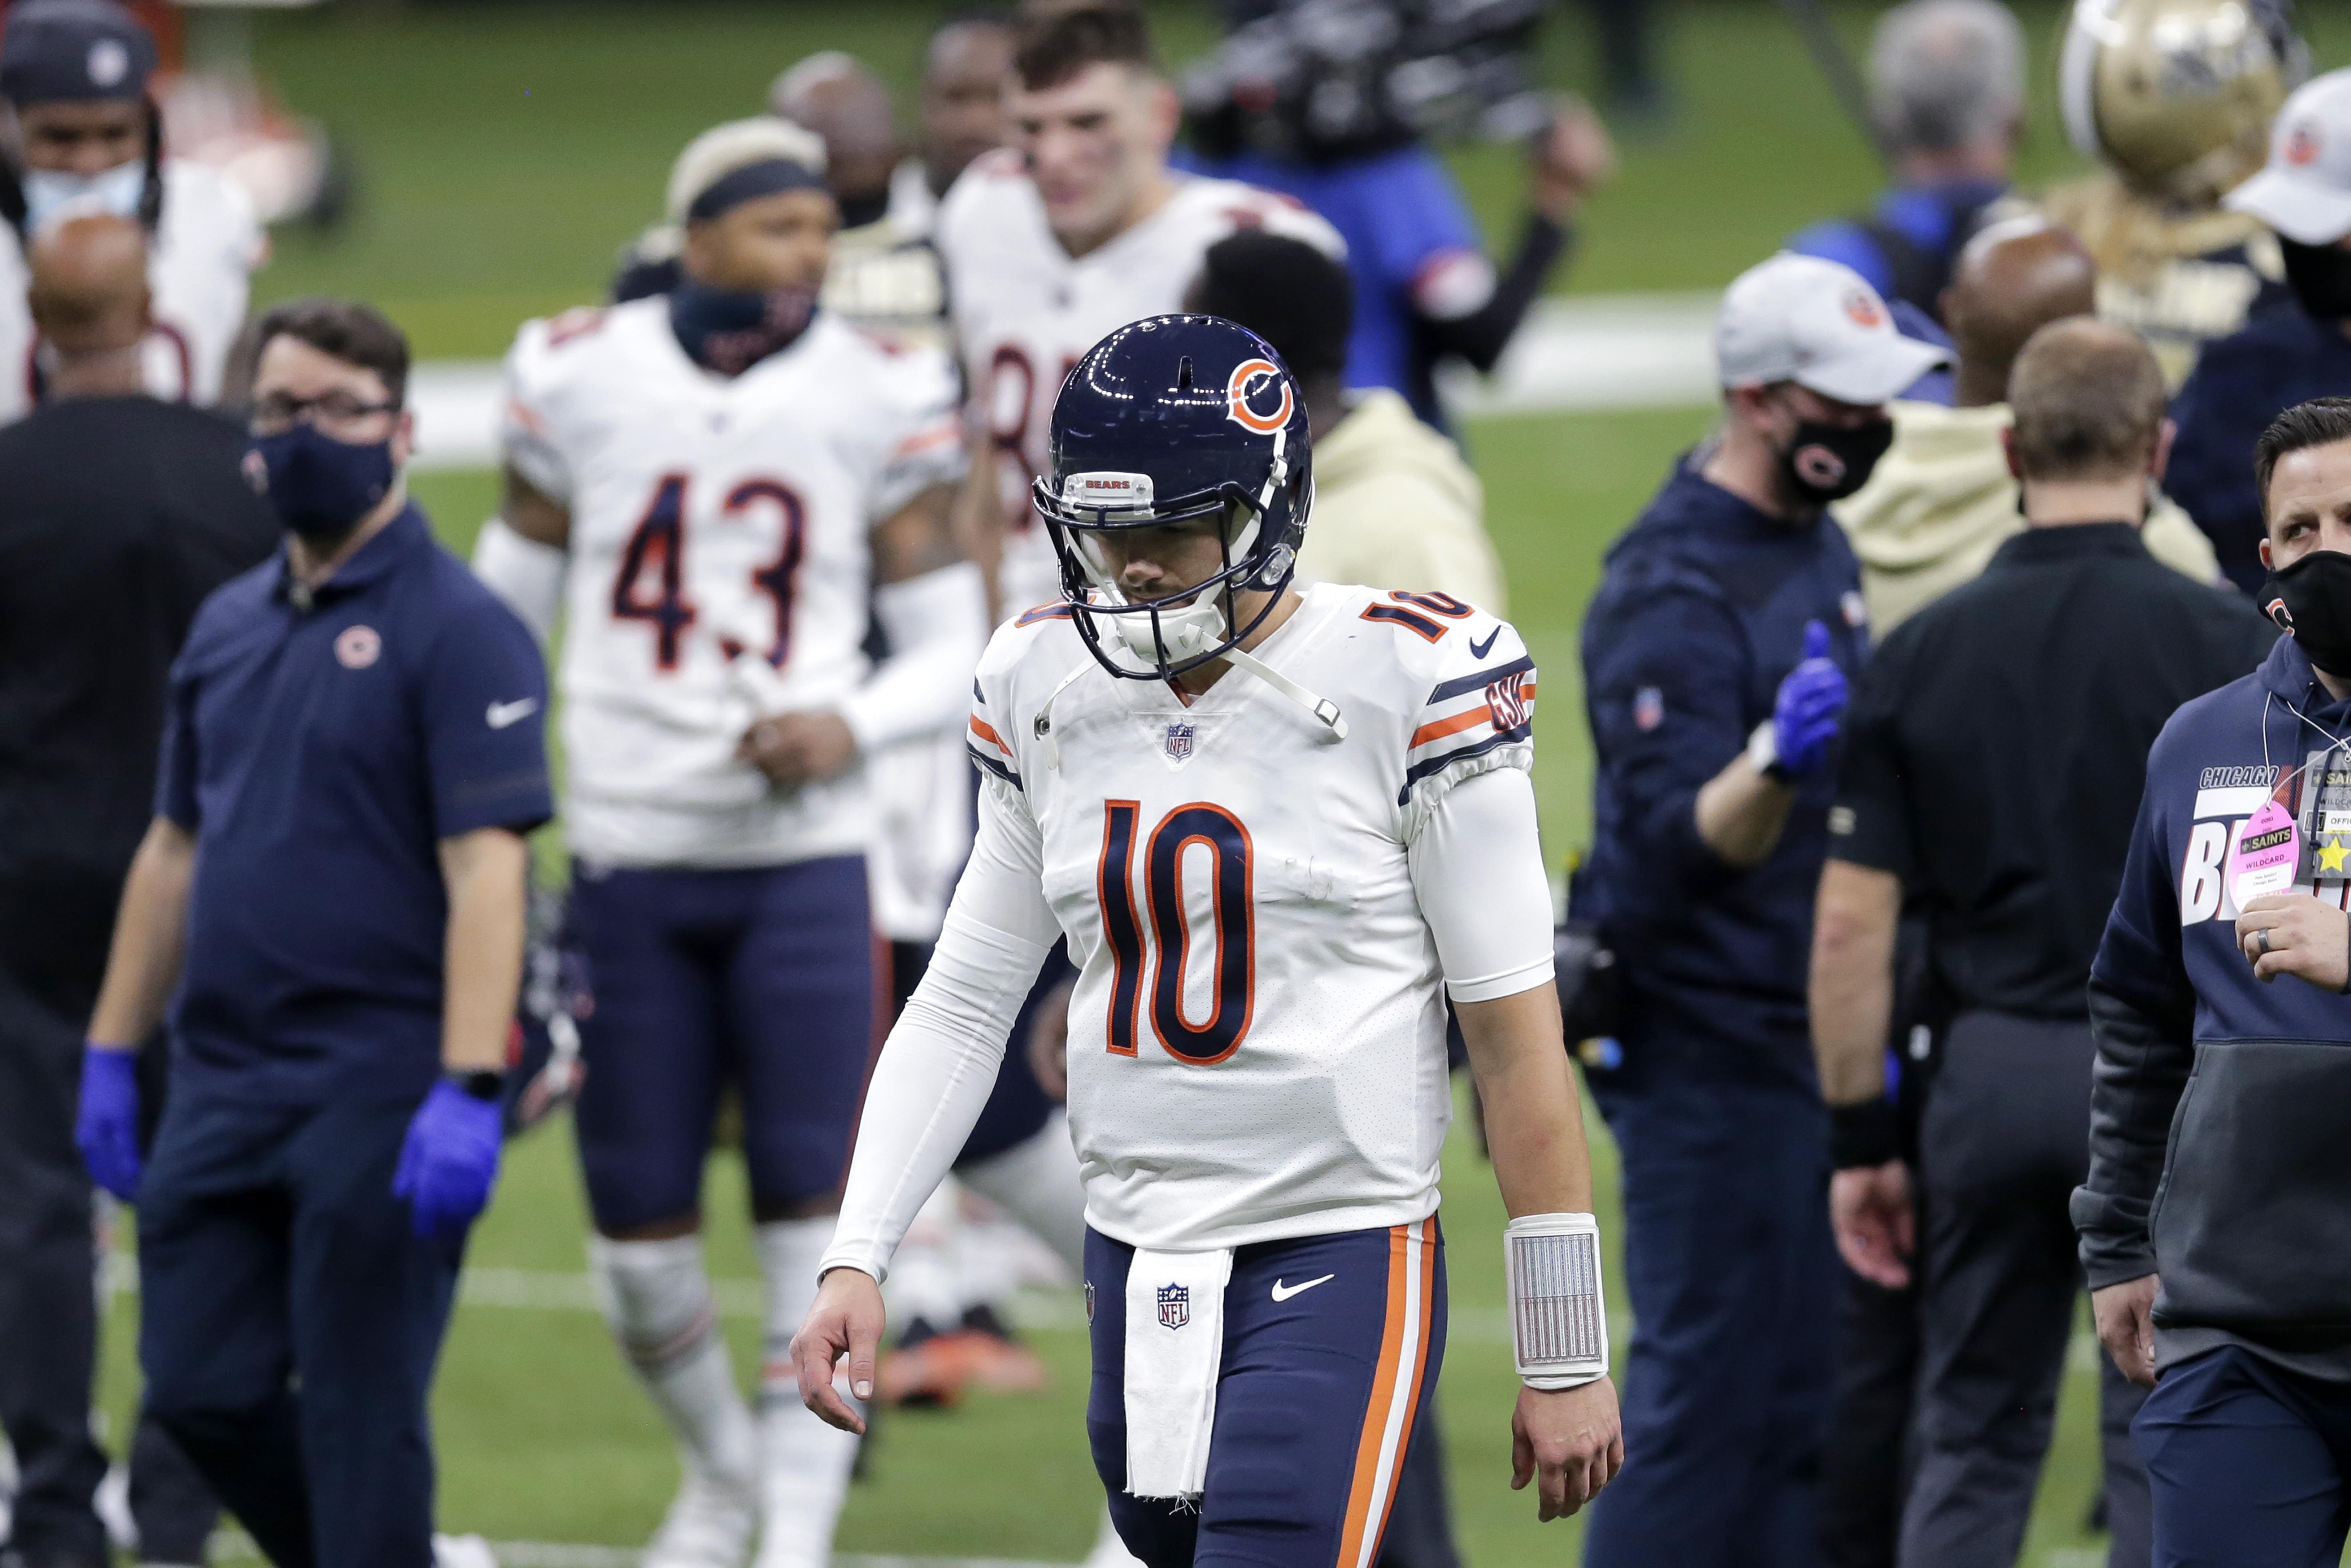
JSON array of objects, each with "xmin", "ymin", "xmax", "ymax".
[
  {"xmin": 1745, "ymin": 719, "xmax": 1779, "ymax": 777},
  {"xmin": 1506, "ymin": 1212, "xmax": 1608, "ymax": 1390}
]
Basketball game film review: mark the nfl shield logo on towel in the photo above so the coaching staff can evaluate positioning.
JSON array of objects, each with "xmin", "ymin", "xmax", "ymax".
[
  {"xmin": 1157, "ymin": 1283, "xmax": 1190, "ymax": 1330},
  {"xmin": 1164, "ymin": 722, "xmax": 1195, "ymax": 762}
]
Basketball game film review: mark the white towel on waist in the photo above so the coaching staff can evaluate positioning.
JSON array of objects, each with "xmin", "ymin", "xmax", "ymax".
[{"xmin": 1123, "ymin": 1246, "xmax": 1233, "ymax": 1499}]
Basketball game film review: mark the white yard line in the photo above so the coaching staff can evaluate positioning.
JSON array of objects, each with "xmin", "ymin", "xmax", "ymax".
[
  {"xmin": 210, "ymin": 1532, "xmax": 1068, "ymax": 1568},
  {"xmin": 403, "ymin": 292, "xmax": 1725, "ymax": 474}
]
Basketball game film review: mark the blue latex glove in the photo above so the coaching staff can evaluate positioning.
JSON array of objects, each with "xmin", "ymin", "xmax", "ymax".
[
  {"xmin": 392, "ymin": 1080, "xmax": 503, "ymax": 1240},
  {"xmin": 1771, "ymin": 619, "xmax": 1849, "ymax": 779},
  {"xmin": 76, "ymin": 1047, "xmax": 143, "ymax": 1201}
]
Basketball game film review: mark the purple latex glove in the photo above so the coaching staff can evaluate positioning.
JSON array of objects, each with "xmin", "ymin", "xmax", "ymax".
[
  {"xmin": 76, "ymin": 1046, "xmax": 142, "ymax": 1201},
  {"xmin": 1771, "ymin": 619, "xmax": 1849, "ymax": 778},
  {"xmin": 392, "ymin": 1080, "xmax": 502, "ymax": 1240}
]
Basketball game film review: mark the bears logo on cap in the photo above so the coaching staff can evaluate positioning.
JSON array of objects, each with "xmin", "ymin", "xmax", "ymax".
[
  {"xmin": 1841, "ymin": 287, "xmax": 1886, "ymax": 329},
  {"xmin": 1225, "ymin": 357, "xmax": 1292, "ymax": 435},
  {"xmin": 2288, "ymin": 122, "xmax": 2322, "ymax": 166}
]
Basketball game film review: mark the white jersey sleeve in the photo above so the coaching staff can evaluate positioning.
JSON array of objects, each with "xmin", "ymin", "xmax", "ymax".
[
  {"xmin": 149, "ymin": 162, "xmax": 263, "ymax": 407},
  {"xmin": 859, "ymin": 336, "xmax": 967, "ymax": 523},
  {"xmin": 1390, "ymin": 604, "xmax": 1547, "ymax": 1001},
  {"xmin": 498, "ymin": 309, "xmax": 596, "ymax": 502},
  {"xmin": 1409, "ymin": 766, "xmax": 1554, "ymax": 1004},
  {"xmin": 1396, "ymin": 602, "xmax": 1536, "ymax": 823}
]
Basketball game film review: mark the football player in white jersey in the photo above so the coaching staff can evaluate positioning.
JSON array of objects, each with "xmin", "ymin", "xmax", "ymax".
[
  {"xmin": 792, "ymin": 316, "xmax": 1623, "ymax": 1565},
  {"xmin": 475, "ymin": 119, "xmax": 985, "ymax": 1568},
  {"xmin": 935, "ymin": 0, "xmax": 1342, "ymax": 615},
  {"xmin": 0, "ymin": 0, "xmax": 263, "ymax": 420}
]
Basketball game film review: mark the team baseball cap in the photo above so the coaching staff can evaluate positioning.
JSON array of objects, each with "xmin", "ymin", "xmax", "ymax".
[
  {"xmin": 1715, "ymin": 253, "xmax": 1949, "ymax": 406},
  {"xmin": 0, "ymin": 0, "xmax": 156, "ymax": 105},
  {"xmin": 2226, "ymin": 69, "xmax": 2351, "ymax": 246}
]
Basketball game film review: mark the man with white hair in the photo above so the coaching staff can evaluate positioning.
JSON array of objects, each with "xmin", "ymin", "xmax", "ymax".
[
  {"xmin": 476, "ymin": 118, "xmax": 985, "ymax": 1568},
  {"xmin": 1789, "ymin": 0, "xmax": 2025, "ymax": 323}
]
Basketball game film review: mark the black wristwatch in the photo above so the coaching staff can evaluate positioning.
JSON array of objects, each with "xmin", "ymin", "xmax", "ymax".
[{"xmin": 446, "ymin": 1067, "xmax": 505, "ymax": 1102}]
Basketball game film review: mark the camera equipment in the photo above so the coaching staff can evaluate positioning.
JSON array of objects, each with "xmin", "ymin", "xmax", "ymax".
[{"xmin": 1183, "ymin": 0, "xmax": 1552, "ymax": 166}]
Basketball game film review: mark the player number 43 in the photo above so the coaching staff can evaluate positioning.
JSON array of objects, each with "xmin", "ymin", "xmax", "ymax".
[
  {"xmin": 1096, "ymin": 800, "xmax": 1256, "ymax": 1066},
  {"xmin": 611, "ymin": 473, "xmax": 808, "ymax": 671}
]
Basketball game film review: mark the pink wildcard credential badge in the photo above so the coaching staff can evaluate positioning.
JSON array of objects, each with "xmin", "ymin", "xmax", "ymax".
[{"xmin": 2231, "ymin": 801, "xmax": 2302, "ymax": 904}]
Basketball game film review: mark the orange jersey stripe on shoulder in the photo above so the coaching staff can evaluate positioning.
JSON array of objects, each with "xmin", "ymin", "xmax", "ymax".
[
  {"xmin": 1408, "ymin": 682, "xmax": 1538, "ymax": 750},
  {"xmin": 969, "ymin": 716, "xmax": 1011, "ymax": 754}
]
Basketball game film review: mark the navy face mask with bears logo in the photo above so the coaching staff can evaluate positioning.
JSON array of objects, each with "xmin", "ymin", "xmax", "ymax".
[{"xmin": 244, "ymin": 424, "xmax": 395, "ymax": 542}]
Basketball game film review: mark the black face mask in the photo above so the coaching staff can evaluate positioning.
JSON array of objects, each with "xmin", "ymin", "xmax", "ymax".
[
  {"xmin": 2280, "ymin": 237, "xmax": 2351, "ymax": 322},
  {"xmin": 669, "ymin": 280, "xmax": 819, "ymax": 376},
  {"xmin": 1778, "ymin": 417, "xmax": 1894, "ymax": 505},
  {"xmin": 2262, "ymin": 548, "xmax": 2351, "ymax": 679}
]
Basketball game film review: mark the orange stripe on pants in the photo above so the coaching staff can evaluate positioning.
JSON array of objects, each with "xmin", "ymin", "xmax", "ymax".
[{"xmin": 1334, "ymin": 1220, "xmax": 1435, "ymax": 1568}]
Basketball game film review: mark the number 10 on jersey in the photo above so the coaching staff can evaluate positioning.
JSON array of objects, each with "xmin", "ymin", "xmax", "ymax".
[{"xmin": 1096, "ymin": 800, "xmax": 1256, "ymax": 1066}]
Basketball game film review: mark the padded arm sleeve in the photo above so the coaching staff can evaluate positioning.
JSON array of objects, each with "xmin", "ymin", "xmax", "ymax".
[
  {"xmin": 837, "ymin": 561, "xmax": 990, "ymax": 755},
  {"xmin": 819, "ymin": 779, "xmax": 1060, "ymax": 1282},
  {"xmin": 1409, "ymin": 766, "xmax": 1556, "ymax": 1004},
  {"xmin": 471, "ymin": 517, "xmax": 569, "ymax": 645}
]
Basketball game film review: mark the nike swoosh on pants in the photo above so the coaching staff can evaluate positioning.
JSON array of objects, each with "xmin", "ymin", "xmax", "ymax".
[{"xmin": 1271, "ymin": 1273, "xmax": 1336, "ymax": 1302}]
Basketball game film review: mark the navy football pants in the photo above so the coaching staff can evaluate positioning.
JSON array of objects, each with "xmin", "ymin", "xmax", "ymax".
[
  {"xmin": 137, "ymin": 1091, "xmax": 462, "ymax": 1568},
  {"xmin": 1585, "ymin": 1039, "xmax": 1836, "ymax": 1568},
  {"xmin": 2136, "ymin": 1346, "xmax": 2351, "ymax": 1568},
  {"xmin": 1086, "ymin": 1219, "xmax": 1446, "ymax": 1568},
  {"xmin": 568, "ymin": 855, "xmax": 874, "ymax": 1231}
]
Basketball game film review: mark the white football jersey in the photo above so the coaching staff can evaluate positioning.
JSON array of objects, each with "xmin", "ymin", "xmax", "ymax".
[
  {"xmin": 967, "ymin": 584, "xmax": 1541, "ymax": 1250},
  {"xmin": 0, "ymin": 161, "xmax": 264, "ymax": 420},
  {"xmin": 502, "ymin": 298, "xmax": 965, "ymax": 868},
  {"xmin": 935, "ymin": 153, "xmax": 1344, "ymax": 614}
]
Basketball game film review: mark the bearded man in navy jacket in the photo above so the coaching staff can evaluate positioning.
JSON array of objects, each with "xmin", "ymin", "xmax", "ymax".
[{"xmin": 2080, "ymin": 393, "xmax": 2351, "ymax": 1568}]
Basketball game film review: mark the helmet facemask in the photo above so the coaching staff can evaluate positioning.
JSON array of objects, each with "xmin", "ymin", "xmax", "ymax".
[{"xmin": 1035, "ymin": 424, "xmax": 1308, "ymax": 682}]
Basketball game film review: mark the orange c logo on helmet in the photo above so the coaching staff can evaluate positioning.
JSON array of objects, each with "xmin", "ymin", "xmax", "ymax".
[{"xmin": 1225, "ymin": 358, "xmax": 1292, "ymax": 434}]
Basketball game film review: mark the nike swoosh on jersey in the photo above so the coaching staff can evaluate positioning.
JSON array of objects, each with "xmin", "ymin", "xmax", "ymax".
[
  {"xmin": 486, "ymin": 698, "xmax": 542, "ymax": 729},
  {"xmin": 1469, "ymin": 627, "xmax": 1502, "ymax": 659},
  {"xmin": 1270, "ymin": 1273, "xmax": 1336, "ymax": 1303}
]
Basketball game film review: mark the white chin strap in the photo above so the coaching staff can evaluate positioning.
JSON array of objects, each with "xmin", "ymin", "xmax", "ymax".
[{"xmin": 1077, "ymin": 589, "xmax": 1345, "ymax": 755}]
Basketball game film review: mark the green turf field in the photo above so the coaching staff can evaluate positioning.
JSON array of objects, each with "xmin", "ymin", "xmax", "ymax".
[{"xmin": 86, "ymin": 0, "xmax": 2303, "ymax": 1558}]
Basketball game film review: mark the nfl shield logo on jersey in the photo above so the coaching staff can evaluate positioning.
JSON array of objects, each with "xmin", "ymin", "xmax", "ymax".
[
  {"xmin": 1158, "ymin": 1283, "xmax": 1190, "ymax": 1331},
  {"xmin": 1164, "ymin": 722, "xmax": 1196, "ymax": 762}
]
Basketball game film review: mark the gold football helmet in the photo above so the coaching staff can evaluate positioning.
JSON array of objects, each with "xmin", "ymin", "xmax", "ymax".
[{"xmin": 2059, "ymin": 0, "xmax": 2306, "ymax": 205}]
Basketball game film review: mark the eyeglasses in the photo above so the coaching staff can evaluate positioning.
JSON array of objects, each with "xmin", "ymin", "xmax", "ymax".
[{"xmin": 250, "ymin": 390, "xmax": 399, "ymax": 438}]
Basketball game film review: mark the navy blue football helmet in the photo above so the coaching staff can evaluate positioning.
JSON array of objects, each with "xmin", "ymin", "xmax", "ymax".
[{"xmin": 1033, "ymin": 314, "xmax": 1313, "ymax": 681}]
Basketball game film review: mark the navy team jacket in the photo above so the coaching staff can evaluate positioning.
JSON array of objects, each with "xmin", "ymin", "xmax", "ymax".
[
  {"xmin": 1577, "ymin": 457, "xmax": 1868, "ymax": 1054},
  {"xmin": 2078, "ymin": 632, "xmax": 2351, "ymax": 1382}
]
